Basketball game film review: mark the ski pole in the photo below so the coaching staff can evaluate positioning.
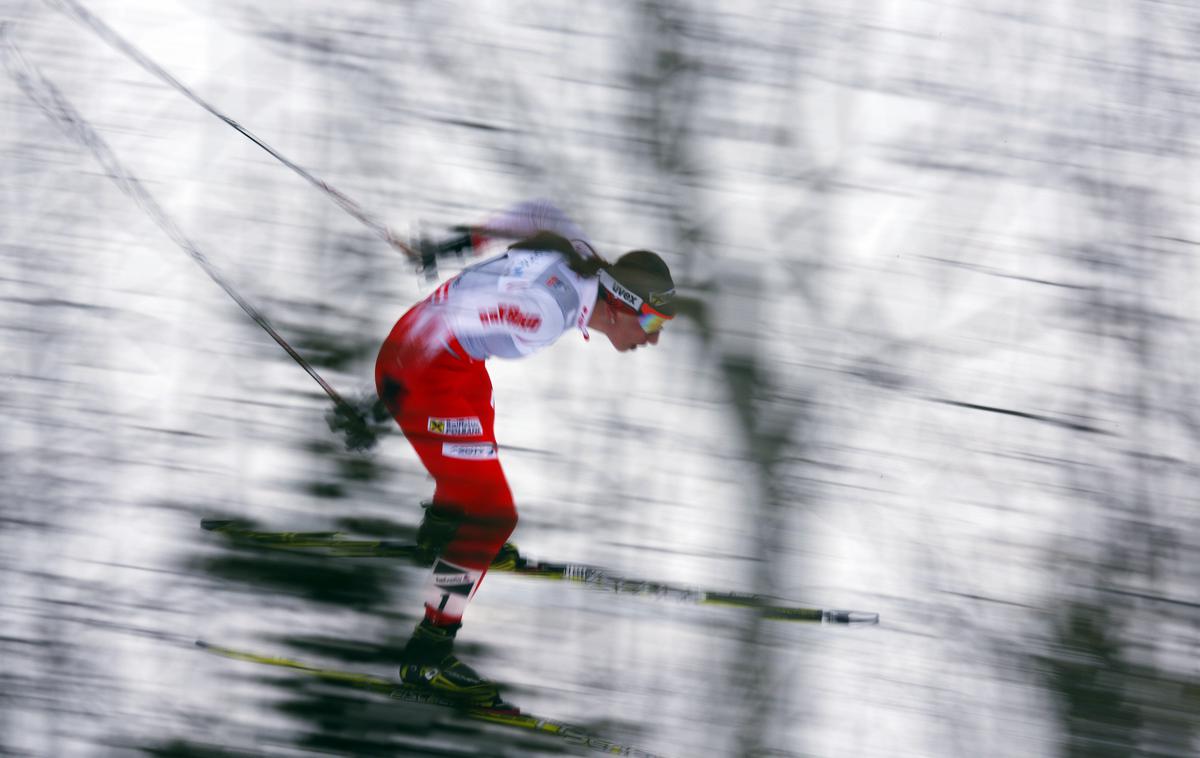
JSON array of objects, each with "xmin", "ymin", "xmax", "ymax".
[
  {"xmin": 2, "ymin": 28, "xmax": 350, "ymax": 410},
  {"xmin": 47, "ymin": 0, "xmax": 422, "ymax": 265}
]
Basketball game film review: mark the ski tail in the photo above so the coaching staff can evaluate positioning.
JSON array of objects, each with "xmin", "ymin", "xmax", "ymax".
[{"xmin": 201, "ymin": 519, "xmax": 418, "ymax": 557}]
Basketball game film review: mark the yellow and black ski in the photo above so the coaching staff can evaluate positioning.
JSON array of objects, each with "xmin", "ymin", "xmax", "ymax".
[{"xmin": 195, "ymin": 640, "xmax": 667, "ymax": 758}]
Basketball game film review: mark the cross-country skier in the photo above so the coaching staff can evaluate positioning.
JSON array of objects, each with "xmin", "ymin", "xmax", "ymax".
[{"xmin": 372, "ymin": 200, "xmax": 676, "ymax": 708}]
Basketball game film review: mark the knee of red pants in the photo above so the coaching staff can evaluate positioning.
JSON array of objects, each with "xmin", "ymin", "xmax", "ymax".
[
  {"xmin": 436, "ymin": 497, "xmax": 518, "ymax": 570},
  {"xmin": 421, "ymin": 493, "xmax": 516, "ymax": 621},
  {"xmin": 434, "ymin": 474, "xmax": 513, "ymax": 516}
]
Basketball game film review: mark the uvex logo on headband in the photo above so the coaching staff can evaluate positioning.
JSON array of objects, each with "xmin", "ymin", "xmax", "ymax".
[{"xmin": 599, "ymin": 270, "xmax": 642, "ymax": 311}]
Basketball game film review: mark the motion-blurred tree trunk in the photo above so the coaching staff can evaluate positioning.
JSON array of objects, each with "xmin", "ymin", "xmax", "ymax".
[
  {"xmin": 625, "ymin": 3, "xmax": 829, "ymax": 754},
  {"xmin": 1040, "ymin": 6, "xmax": 1200, "ymax": 753}
]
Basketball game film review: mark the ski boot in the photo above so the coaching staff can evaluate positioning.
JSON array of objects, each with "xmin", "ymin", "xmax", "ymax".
[
  {"xmin": 398, "ymin": 620, "xmax": 516, "ymax": 712},
  {"xmin": 489, "ymin": 542, "xmax": 523, "ymax": 571}
]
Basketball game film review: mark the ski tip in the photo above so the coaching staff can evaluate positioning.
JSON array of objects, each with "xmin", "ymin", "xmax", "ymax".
[
  {"xmin": 200, "ymin": 519, "xmax": 235, "ymax": 532},
  {"xmin": 194, "ymin": 639, "xmax": 210, "ymax": 649},
  {"xmin": 760, "ymin": 607, "xmax": 880, "ymax": 625}
]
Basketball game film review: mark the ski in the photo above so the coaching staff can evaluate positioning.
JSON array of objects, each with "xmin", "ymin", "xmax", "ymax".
[
  {"xmin": 202, "ymin": 519, "xmax": 879, "ymax": 625},
  {"xmin": 200, "ymin": 519, "xmax": 420, "ymax": 556},
  {"xmin": 195, "ymin": 640, "xmax": 668, "ymax": 758}
]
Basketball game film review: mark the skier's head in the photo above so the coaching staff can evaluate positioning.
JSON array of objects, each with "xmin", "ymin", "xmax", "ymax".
[{"xmin": 591, "ymin": 250, "xmax": 676, "ymax": 352}]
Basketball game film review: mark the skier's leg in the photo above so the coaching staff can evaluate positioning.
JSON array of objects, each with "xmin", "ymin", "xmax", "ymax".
[
  {"xmin": 391, "ymin": 363, "xmax": 516, "ymax": 626},
  {"xmin": 376, "ymin": 344, "xmax": 516, "ymax": 706}
]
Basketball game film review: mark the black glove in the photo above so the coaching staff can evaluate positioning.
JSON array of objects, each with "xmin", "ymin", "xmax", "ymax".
[
  {"xmin": 325, "ymin": 395, "xmax": 390, "ymax": 452},
  {"xmin": 417, "ymin": 226, "xmax": 477, "ymax": 281}
]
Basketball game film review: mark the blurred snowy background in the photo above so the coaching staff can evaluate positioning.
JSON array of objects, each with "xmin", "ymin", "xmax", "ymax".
[{"xmin": 2, "ymin": 0, "xmax": 1199, "ymax": 756}]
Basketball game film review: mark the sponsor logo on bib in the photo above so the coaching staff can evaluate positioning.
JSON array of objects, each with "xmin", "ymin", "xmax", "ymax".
[
  {"xmin": 479, "ymin": 304, "xmax": 542, "ymax": 331},
  {"xmin": 442, "ymin": 442, "xmax": 498, "ymax": 460},
  {"xmin": 427, "ymin": 417, "xmax": 484, "ymax": 436}
]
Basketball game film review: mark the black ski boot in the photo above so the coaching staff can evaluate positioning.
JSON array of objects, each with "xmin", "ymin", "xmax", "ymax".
[{"xmin": 398, "ymin": 620, "xmax": 515, "ymax": 712}]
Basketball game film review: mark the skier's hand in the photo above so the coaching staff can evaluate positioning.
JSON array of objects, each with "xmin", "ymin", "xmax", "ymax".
[
  {"xmin": 325, "ymin": 395, "xmax": 389, "ymax": 452},
  {"xmin": 417, "ymin": 226, "xmax": 482, "ymax": 281}
]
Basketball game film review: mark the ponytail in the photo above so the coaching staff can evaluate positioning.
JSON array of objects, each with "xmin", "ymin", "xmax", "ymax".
[{"xmin": 507, "ymin": 232, "xmax": 609, "ymax": 278}]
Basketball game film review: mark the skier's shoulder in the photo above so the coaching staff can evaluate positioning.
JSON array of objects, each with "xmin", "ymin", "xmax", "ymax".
[
  {"xmin": 502, "ymin": 247, "xmax": 561, "ymax": 281},
  {"xmin": 507, "ymin": 249, "xmax": 595, "ymax": 318}
]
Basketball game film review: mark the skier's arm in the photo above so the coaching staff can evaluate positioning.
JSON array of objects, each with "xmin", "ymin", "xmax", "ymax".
[
  {"xmin": 422, "ymin": 200, "xmax": 590, "ymax": 264},
  {"xmin": 476, "ymin": 199, "xmax": 587, "ymax": 243}
]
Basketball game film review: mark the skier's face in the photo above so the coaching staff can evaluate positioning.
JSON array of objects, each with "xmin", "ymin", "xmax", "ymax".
[{"xmin": 603, "ymin": 302, "xmax": 661, "ymax": 352}]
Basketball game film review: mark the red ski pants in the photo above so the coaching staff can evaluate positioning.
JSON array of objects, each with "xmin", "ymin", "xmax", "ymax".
[{"xmin": 375, "ymin": 305, "xmax": 517, "ymax": 625}]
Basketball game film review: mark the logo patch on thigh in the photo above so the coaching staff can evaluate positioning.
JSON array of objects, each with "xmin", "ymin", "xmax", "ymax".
[
  {"xmin": 427, "ymin": 417, "xmax": 483, "ymax": 436},
  {"xmin": 442, "ymin": 442, "xmax": 498, "ymax": 460}
]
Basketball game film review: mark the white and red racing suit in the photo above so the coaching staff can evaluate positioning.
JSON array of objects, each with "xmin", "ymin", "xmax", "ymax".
[{"xmin": 374, "ymin": 201, "xmax": 599, "ymax": 625}]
